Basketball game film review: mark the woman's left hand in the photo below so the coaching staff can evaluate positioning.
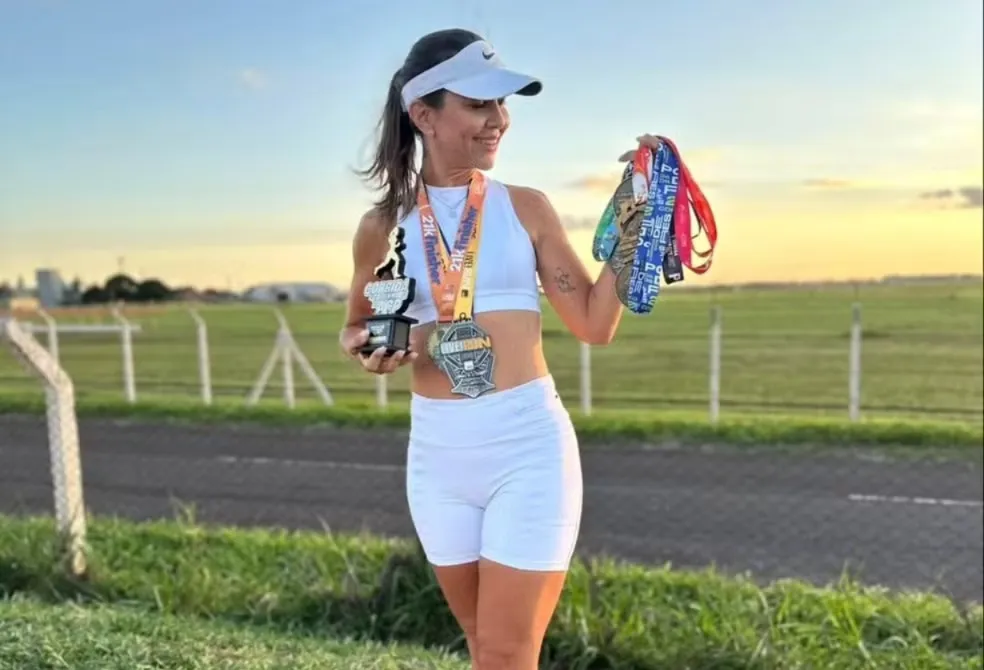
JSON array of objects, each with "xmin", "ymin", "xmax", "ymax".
[{"xmin": 616, "ymin": 134, "xmax": 663, "ymax": 162}]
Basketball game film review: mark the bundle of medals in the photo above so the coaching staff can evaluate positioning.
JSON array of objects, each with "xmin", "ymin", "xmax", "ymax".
[{"xmin": 591, "ymin": 136, "xmax": 718, "ymax": 314}]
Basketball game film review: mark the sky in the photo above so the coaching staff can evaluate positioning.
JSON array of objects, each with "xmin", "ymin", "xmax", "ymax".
[{"xmin": 1, "ymin": 0, "xmax": 982, "ymax": 291}]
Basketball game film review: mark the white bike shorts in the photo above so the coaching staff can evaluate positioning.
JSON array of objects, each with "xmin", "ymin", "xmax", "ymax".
[{"xmin": 406, "ymin": 375, "xmax": 583, "ymax": 572}]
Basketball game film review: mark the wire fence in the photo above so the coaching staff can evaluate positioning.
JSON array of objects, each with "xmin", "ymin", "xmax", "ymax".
[
  {"xmin": 1, "ymin": 283, "xmax": 981, "ymax": 422},
  {"xmin": 1, "ymin": 305, "xmax": 982, "ymax": 608}
]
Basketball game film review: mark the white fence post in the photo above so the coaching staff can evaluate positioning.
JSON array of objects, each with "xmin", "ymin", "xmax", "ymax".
[
  {"xmin": 709, "ymin": 306, "xmax": 722, "ymax": 424},
  {"xmin": 110, "ymin": 305, "xmax": 136, "ymax": 403},
  {"xmin": 376, "ymin": 375, "xmax": 388, "ymax": 408},
  {"xmin": 0, "ymin": 318, "xmax": 87, "ymax": 577},
  {"xmin": 274, "ymin": 310, "xmax": 296, "ymax": 410},
  {"xmin": 579, "ymin": 341, "xmax": 592, "ymax": 415},
  {"xmin": 188, "ymin": 308, "xmax": 212, "ymax": 405},
  {"xmin": 849, "ymin": 302, "xmax": 862, "ymax": 422},
  {"xmin": 37, "ymin": 308, "xmax": 59, "ymax": 364},
  {"xmin": 247, "ymin": 308, "xmax": 333, "ymax": 407}
]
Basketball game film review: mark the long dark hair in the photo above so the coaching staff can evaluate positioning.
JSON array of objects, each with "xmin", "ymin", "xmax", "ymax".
[{"xmin": 357, "ymin": 29, "xmax": 482, "ymax": 223}]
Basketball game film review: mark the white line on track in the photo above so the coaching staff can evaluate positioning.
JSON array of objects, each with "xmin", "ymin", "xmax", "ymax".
[
  {"xmin": 215, "ymin": 455, "xmax": 403, "ymax": 473},
  {"xmin": 848, "ymin": 493, "xmax": 982, "ymax": 508}
]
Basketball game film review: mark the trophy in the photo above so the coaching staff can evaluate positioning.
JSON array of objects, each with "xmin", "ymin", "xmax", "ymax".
[{"xmin": 359, "ymin": 225, "xmax": 418, "ymax": 357}]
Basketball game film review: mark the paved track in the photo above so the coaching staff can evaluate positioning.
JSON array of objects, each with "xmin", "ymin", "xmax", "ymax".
[{"xmin": 1, "ymin": 415, "xmax": 981, "ymax": 602}]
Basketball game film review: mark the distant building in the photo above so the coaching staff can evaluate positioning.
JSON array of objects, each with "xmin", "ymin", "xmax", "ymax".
[
  {"xmin": 35, "ymin": 269, "xmax": 65, "ymax": 308},
  {"xmin": 242, "ymin": 282, "xmax": 343, "ymax": 303}
]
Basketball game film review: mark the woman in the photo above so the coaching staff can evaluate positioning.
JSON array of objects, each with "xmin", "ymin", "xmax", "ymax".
[{"xmin": 339, "ymin": 28, "xmax": 655, "ymax": 669}]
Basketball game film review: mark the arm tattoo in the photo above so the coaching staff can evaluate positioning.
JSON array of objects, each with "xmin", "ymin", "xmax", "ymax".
[{"xmin": 554, "ymin": 266, "xmax": 576, "ymax": 293}]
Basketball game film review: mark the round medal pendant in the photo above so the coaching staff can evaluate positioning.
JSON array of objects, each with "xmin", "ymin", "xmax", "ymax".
[{"xmin": 427, "ymin": 325, "xmax": 447, "ymax": 363}]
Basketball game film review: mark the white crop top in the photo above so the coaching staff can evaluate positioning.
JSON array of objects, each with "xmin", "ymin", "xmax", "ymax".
[{"xmin": 397, "ymin": 178, "xmax": 541, "ymax": 326}]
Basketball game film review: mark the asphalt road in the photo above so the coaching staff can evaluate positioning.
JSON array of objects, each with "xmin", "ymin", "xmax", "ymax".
[{"xmin": 1, "ymin": 415, "xmax": 981, "ymax": 603}]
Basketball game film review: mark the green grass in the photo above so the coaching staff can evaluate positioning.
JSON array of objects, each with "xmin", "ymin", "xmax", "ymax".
[
  {"xmin": 1, "ymin": 281, "xmax": 981, "ymax": 423},
  {"xmin": 1, "ymin": 514, "xmax": 981, "ymax": 669},
  {"xmin": 0, "ymin": 596, "xmax": 470, "ymax": 670},
  {"xmin": 1, "ymin": 389, "xmax": 982, "ymax": 453}
]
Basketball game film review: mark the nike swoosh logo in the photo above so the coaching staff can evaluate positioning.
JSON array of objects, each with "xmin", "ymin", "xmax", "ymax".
[{"xmin": 482, "ymin": 50, "xmax": 494, "ymax": 60}]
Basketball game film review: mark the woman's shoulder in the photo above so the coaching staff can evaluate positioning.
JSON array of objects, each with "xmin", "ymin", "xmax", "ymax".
[
  {"xmin": 351, "ymin": 206, "xmax": 398, "ymax": 264},
  {"xmin": 499, "ymin": 182, "xmax": 561, "ymax": 239},
  {"xmin": 498, "ymin": 180, "xmax": 546, "ymax": 201},
  {"xmin": 355, "ymin": 206, "xmax": 392, "ymax": 237}
]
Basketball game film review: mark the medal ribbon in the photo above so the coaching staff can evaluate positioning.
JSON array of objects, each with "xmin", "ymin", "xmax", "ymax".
[
  {"xmin": 661, "ymin": 137, "xmax": 718, "ymax": 274},
  {"xmin": 416, "ymin": 170, "xmax": 488, "ymax": 323},
  {"xmin": 591, "ymin": 138, "xmax": 718, "ymax": 313}
]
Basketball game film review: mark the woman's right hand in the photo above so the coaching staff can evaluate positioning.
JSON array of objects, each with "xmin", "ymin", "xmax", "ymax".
[{"xmin": 339, "ymin": 325, "xmax": 418, "ymax": 375}]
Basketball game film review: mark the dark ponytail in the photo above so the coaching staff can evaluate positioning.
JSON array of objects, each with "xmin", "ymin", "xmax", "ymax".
[
  {"xmin": 357, "ymin": 28, "xmax": 484, "ymax": 223},
  {"xmin": 357, "ymin": 69, "xmax": 418, "ymax": 223}
]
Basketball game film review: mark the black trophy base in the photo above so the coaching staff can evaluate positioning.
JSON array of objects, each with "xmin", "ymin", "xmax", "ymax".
[{"xmin": 359, "ymin": 314, "xmax": 417, "ymax": 357}]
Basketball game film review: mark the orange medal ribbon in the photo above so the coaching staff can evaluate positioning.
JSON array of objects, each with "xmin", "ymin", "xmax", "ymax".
[{"xmin": 416, "ymin": 170, "xmax": 488, "ymax": 323}]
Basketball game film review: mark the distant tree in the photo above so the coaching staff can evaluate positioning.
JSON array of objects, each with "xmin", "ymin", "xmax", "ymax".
[
  {"xmin": 135, "ymin": 278, "xmax": 172, "ymax": 302},
  {"xmin": 103, "ymin": 273, "xmax": 139, "ymax": 301},
  {"xmin": 81, "ymin": 285, "xmax": 109, "ymax": 304},
  {"xmin": 60, "ymin": 276, "xmax": 85, "ymax": 305}
]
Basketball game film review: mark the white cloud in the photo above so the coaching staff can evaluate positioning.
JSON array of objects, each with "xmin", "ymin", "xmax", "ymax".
[{"xmin": 237, "ymin": 68, "xmax": 269, "ymax": 91}]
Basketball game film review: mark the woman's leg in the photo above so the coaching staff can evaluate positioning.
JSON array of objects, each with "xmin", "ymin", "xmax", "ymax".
[
  {"xmin": 473, "ymin": 417, "xmax": 583, "ymax": 668},
  {"xmin": 406, "ymin": 440, "xmax": 485, "ymax": 665},
  {"xmin": 475, "ymin": 559, "xmax": 569, "ymax": 669},
  {"xmin": 432, "ymin": 562, "xmax": 481, "ymax": 666}
]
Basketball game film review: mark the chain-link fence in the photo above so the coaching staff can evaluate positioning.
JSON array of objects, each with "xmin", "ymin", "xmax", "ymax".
[
  {"xmin": 2, "ymin": 395, "xmax": 982, "ymax": 603},
  {"xmin": 1, "ymin": 282, "xmax": 981, "ymax": 422},
  {"xmin": 1, "ymin": 283, "xmax": 982, "ymax": 606}
]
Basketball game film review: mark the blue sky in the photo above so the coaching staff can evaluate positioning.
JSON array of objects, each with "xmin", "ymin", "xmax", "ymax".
[{"xmin": 1, "ymin": 0, "xmax": 981, "ymax": 289}]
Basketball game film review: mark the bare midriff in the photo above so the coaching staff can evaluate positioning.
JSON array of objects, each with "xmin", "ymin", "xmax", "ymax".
[{"xmin": 408, "ymin": 309, "xmax": 549, "ymax": 399}]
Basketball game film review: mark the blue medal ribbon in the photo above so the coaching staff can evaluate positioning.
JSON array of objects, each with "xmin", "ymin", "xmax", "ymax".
[{"xmin": 625, "ymin": 142, "xmax": 680, "ymax": 314}]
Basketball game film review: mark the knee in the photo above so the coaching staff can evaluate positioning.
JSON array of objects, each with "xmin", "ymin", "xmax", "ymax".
[
  {"xmin": 456, "ymin": 616, "xmax": 478, "ymax": 650},
  {"xmin": 475, "ymin": 632, "xmax": 537, "ymax": 670},
  {"xmin": 459, "ymin": 617, "xmax": 478, "ymax": 642}
]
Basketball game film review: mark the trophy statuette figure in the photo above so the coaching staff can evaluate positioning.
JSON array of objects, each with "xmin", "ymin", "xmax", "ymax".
[{"xmin": 359, "ymin": 225, "xmax": 418, "ymax": 357}]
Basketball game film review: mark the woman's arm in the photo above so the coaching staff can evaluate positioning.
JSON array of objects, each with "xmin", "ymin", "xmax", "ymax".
[
  {"xmin": 342, "ymin": 209, "xmax": 388, "ymax": 331},
  {"xmin": 339, "ymin": 209, "xmax": 418, "ymax": 372},
  {"xmin": 509, "ymin": 185, "xmax": 624, "ymax": 345}
]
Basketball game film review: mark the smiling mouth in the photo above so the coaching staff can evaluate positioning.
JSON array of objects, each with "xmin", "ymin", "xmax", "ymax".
[{"xmin": 476, "ymin": 137, "xmax": 499, "ymax": 150}]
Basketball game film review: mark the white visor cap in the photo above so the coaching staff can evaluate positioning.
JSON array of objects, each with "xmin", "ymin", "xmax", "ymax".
[{"xmin": 400, "ymin": 40, "xmax": 541, "ymax": 111}]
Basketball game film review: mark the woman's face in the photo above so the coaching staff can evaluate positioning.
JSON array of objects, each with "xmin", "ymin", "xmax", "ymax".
[{"xmin": 417, "ymin": 92, "xmax": 510, "ymax": 171}]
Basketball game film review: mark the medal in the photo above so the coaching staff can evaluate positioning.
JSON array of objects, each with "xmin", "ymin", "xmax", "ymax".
[
  {"xmin": 417, "ymin": 171, "xmax": 498, "ymax": 398},
  {"xmin": 427, "ymin": 320, "xmax": 496, "ymax": 399},
  {"xmin": 607, "ymin": 172, "xmax": 647, "ymax": 306}
]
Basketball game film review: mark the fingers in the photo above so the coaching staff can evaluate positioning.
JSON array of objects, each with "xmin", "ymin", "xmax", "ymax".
[
  {"xmin": 359, "ymin": 346, "xmax": 418, "ymax": 375},
  {"xmin": 341, "ymin": 328, "xmax": 370, "ymax": 358},
  {"xmin": 617, "ymin": 135, "xmax": 664, "ymax": 161}
]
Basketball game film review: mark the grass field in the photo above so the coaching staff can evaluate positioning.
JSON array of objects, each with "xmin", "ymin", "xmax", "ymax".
[
  {"xmin": 2, "ymin": 390, "xmax": 982, "ymax": 451},
  {"xmin": 1, "ymin": 281, "xmax": 981, "ymax": 424},
  {"xmin": 2, "ymin": 515, "xmax": 981, "ymax": 669},
  {"xmin": 0, "ymin": 596, "xmax": 469, "ymax": 670}
]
